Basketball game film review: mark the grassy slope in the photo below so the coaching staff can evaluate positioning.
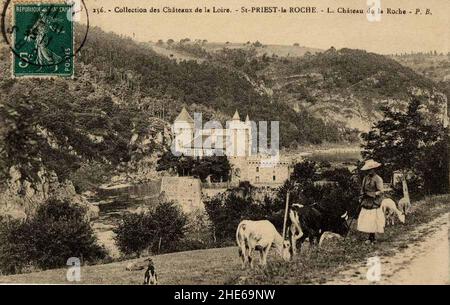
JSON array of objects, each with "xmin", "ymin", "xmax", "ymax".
[
  {"xmin": 0, "ymin": 195, "xmax": 448, "ymax": 285},
  {"xmin": 0, "ymin": 247, "xmax": 239, "ymax": 285}
]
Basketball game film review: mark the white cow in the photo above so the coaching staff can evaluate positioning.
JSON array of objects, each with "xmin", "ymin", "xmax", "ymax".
[
  {"xmin": 236, "ymin": 220, "xmax": 291, "ymax": 269},
  {"xmin": 381, "ymin": 198, "xmax": 406, "ymax": 225}
]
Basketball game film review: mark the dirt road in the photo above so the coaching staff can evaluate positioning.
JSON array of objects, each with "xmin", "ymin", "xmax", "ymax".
[{"xmin": 327, "ymin": 213, "xmax": 449, "ymax": 285}]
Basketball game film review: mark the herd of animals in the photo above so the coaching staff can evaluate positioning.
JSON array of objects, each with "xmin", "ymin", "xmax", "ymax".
[
  {"xmin": 131, "ymin": 195, "xmax": 410, "ymax": 284},
  {"xmin": 236, "ymin": 197, "xmax": 410, "ymax": 269}
]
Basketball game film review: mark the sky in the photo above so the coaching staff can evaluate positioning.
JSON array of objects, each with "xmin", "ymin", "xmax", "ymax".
[{"xmin": 83, "ymin": 0, "xmax": 449, "ymax": 54}]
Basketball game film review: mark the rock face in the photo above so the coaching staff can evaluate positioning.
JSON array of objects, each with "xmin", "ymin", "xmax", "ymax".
[{"xmin": 0, "ymin": 167, "xmax": 99, "ymax": 221}]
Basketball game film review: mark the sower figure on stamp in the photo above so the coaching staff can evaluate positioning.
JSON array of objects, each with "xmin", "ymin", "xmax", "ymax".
[
  {"xmin": 25, "ymin": 8, "xmax": 63, "ymax": 71},
  {"xmin": 357, "ymin": 159, "xmax": 386, "ymax": 245}
]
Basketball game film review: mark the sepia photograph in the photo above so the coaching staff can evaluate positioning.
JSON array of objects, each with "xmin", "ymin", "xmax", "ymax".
[{"xmin": 0, "ymin": 0, "xmax": 448, "ymax": 296}]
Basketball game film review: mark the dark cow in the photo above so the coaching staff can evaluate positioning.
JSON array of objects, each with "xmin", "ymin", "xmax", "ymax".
[{"xmin": 288, "ymin": 203, "xmax": 350, "ymax": 255}]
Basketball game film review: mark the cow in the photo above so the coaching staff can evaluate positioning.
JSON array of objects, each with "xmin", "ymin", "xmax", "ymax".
[
  {"xmin": 236, "ymin": 220, "xmax": 291, "ymax": 269},
  {"xmin": 381, "ymin": 198, "xmax": 406, "ymax": 226},
  {"xmin": 289, "ymin": 203, "xmax": 350, "ymax": 256},
  {"xmin": 143, "ymin": 258, "xmax": 158, "ymax": 285}
]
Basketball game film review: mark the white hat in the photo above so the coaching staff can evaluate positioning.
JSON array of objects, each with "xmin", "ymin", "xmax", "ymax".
[{"xmin": 361, "ymin": 159, "xmax": 382, "ymax": 171}]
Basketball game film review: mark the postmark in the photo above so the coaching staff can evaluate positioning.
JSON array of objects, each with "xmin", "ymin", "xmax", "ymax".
[{"xmin": 1, "ymin": 0, "xmax": 89, "ymax": 78}]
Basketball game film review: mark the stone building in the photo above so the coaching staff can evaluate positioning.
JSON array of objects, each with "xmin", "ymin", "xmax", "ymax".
[
  {"xmin": 172, "ymin": 108, "xmax": 292, "ymax": 188},
  {"xmin": 237, "ymin": 155, "xmax": 291, "ymax": 187},
  {"xmin": 172, "ymin": 108, "xmax": 253, "ymax": 158}
]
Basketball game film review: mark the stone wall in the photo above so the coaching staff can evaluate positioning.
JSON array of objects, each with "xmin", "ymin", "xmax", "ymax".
[{"xmin": 160, "ymin": 176, "xmax": 203, "ymax": 213}]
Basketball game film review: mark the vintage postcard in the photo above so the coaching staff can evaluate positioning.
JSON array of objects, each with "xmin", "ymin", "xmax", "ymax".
[{"xmin": 0, "ymin": 0, "xmax": 449, "ymax": 294}]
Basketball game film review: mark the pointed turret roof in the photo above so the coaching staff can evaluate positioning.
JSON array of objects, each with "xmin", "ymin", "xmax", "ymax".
[
  {"xmin": 245, "ymin": 114, "xmax": 250, "ymax": 122},
  {"xmin": 232, "ymin": 110, "xmax": 240, "ymax": 121},
  {"xmin": 175, "ymin": 107, "xmax": 194, "ymax": 123}
]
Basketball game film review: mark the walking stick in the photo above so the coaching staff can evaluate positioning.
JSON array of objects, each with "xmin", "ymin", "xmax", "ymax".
[{"xmin": 282, "ymin": 191, "xmax": 290, "ymax": 241}]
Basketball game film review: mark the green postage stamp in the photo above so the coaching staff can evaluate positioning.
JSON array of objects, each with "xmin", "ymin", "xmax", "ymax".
[{"xmin": 12, "ymin": 1, "xmax": 74, "ymax": 77}]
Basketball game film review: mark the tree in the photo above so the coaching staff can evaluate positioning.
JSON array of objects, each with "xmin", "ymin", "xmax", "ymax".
[
  {"xmin": 151, "ymin": 201, "xmax": 187, "ymax": 253},
  {"xmin": 319, "ymin": 168, "xmax": 361, "ymax": 217},
  {"xmin": 114, "ymin": 201, "xmax": 187, "ymax": 256},
  {"xmin": 204, "ymin": 192, "xmax": 260, "ymax": 242},
  {"xmin": 113, "ymin": 212, "xmax": 154, "ymax": 256},
  {"xmin": 415, "ymin": 131, "xmax": 449, "ymax": 194},
  {"xmin": 157, "ymin": 152, "xmax": 231, "ymax": 182},
  {"xmin": 180, "ymin": 38, "xmax": 191, "ymax": 44},
  {"xmin": 361, "ymin": 95, "xmax": 447, "ymax": 194},
  {"xmin": 253, "ymin": 41, "xmax": 263, "ymax": 47},
  {"xmin": 0, "ymin": 199, "xmax": 106, "ymax": 274},
  {"xmin": 177, "ymin": 155, "xmax": 195, "ymax": 176},
  {"xmin": 0, "ymin": 80, "xmax": 148, "ymax": 189},
  {"xmin": 290, "ymin": 160, "xmax": 318, "ymax": 184},
  {"xmin": 205, "ymin": 155, "xmax": 231, "ymax": 182},
  {"xmin": 156, "ymin": 150, "xmax": 180, "ymax": 174}
]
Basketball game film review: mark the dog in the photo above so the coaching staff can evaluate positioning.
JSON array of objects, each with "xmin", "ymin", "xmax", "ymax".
[{"xmin": 143, "ymin": 258, "xmax": 157, "ymax": 285}]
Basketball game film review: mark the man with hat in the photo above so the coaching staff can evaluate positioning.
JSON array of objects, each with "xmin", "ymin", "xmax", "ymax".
[{"xmin": 357, "ymin": 159, "xmax": 385, "ymax": 244}]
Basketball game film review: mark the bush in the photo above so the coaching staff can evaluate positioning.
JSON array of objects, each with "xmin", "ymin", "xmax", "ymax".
[
  {"xmin": 113, "ymin": 212, "xmax": 155, "ymax": 257},
  {"xmin": 0, "ymin": 199, "xmax": 106, "ymax": 274},
  {"xmin": 204, "ymin": 189, "xmax": 284, "ymax": 244},
  {"xmin": 114, "ymin": 201, "xmax": 188, "ymax": 256},
  {"xmin": 70, "ymin": 162, "xmax": 111, "ymax": 193},
  {"xmin": 205, "ymin": 192, "xmax": 264, "ymax": 243},
  {"xmin": 0, "ymin": 217, "xmax": 33, "ymax": 274},
  {"xmin": 290, "ymin": 163, "xmax": 360, "ymax": 217},
  {"xmin": 184, "ymin": 208, "xmax": 213, "ymax": 242}
]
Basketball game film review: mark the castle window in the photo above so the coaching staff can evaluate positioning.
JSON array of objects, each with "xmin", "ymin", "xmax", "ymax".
[
  {"xmin": 273, "ymin": 175, "xmax": 276, "ymax": 181},
  {"xmin": 256, "ymin": 167, "xmax": 259, "ymax": 173},
  {"xmin": 256, "ymin": 176, "xmax": 260, "ymax": 183}
]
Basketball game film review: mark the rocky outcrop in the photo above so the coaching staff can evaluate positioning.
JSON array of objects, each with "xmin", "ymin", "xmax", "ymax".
[{"xmin": 0, "ymin": 167, "xmax": 99, "ymax": 221}]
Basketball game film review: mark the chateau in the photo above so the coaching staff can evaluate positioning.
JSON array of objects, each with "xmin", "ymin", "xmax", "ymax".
[{"xmin": 172, "ymin": 108, "xmax": 291, "ymax": 187}]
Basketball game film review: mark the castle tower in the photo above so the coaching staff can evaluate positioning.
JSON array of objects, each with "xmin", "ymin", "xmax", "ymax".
[
  {"xmin": 227, "ymin": 110, "xmax": 252, "ymax": 158},
  {"xmin": 232, "ymin": 110, "xmax": 240, "ymax": 121},
  {"xmin": 173, "ymin": 107, "xmax": 194, "ymax": 155},
  {"xmin": 245, "ymin": 114, "xmax": 253, "ymax": 156}
]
